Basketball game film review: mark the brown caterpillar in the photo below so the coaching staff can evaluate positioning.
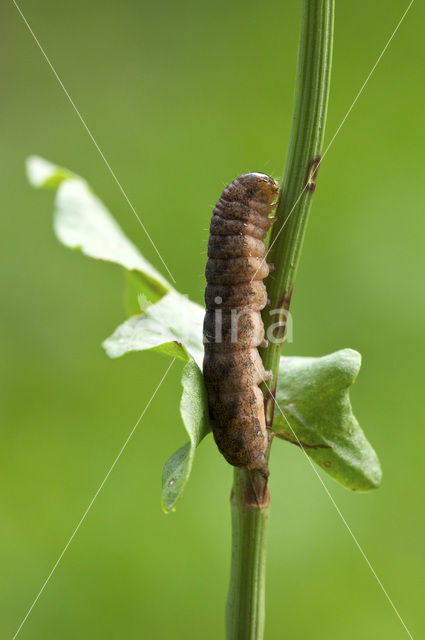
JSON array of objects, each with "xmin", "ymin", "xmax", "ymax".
[{"xmin": 203, "ymin": 172, "xmax": 279, "ymax": 472}]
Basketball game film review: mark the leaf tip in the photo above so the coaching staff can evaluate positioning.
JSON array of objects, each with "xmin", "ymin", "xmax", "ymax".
[
  {"xmin": 368, "ymin": 460, "xmax": 383, "ymax": 490},
  {"xmin": 350, "ymin": 454, "xmax": 383, "ymax": 492},
  {"xmin": 26, "ymin": 155, "xmax": 73, "ymax": 190},
  {"xmin": 161, "ymin": 500, "xmax": 176, "ymax": 515},
  {"xmin": 328, "ymin": 348, "xmax": 362, "ymax": 387}
]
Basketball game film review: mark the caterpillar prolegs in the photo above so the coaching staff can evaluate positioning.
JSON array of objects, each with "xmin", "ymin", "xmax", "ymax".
[{"xmin": 203, "ymin": 173, "xmax": 279, "ymax": 472}]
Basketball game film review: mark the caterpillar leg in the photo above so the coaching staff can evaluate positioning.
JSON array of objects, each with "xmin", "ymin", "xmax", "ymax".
[{"xmin": 267, "ymin": 263, "xmax": 276, "ymax": 273}]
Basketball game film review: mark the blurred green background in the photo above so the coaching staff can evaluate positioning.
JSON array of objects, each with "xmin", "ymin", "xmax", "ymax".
[{"xmin": 1, "ymin": 0, "xmax": 424, "ymax": 638}]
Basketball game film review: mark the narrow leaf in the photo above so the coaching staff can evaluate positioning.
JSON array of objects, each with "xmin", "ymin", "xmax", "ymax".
[
  {"xmin": 162, "ymin": 357, "xmax": 211, "ymax": 512},
  {"xmin": 103, "ymin": 292, "xmax": 209, "ymax": 510},
  {"xmin": 26, "ymin": 156, "xmax": 170, "ymax": 305},
  {"xmin": 274, "ymin": 349, "xmax": 382, "ymax": 491}
]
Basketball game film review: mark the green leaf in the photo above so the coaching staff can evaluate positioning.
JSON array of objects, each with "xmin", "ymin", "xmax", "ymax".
[
  {"xmin": 162, "ymin": 357, "xmax": 210, "ymax": 513},
  {"xmin": 103, "ymin": 291, "xmax": 209, "ymax": 511},
  {"xmin": 274, "ymin": 349, "xmax": 382, "ymax": 491},
  {"xmin": 103, "ymin": 290, "xmax": 204, "ymax": 368},
  {"xmin": 26, "ymin": 156, "xmax": 170, "ymax": 305},
  {"xmin": 27, "ymin": 156, "xmax": 209, "ymax": 511}
]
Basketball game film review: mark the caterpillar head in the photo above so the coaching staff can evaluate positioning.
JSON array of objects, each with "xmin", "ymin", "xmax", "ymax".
[{"xmin": 238, "ymin": 172, "xmax": 279, "ymax": 206}]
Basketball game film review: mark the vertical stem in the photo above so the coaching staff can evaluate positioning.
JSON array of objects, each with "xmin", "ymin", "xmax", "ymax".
[
  {"xmin": 262, "ymin": 0, "xmax": 334, "ymax": 428},
  {"xmin": 227, "ymin": 2, "xmax": 334, "ymax": 638},
  {"xmin": 226, "ymin": 469, "xmax": 270, "ymax": 640}
]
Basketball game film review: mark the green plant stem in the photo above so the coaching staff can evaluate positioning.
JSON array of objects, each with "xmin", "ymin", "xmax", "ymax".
[
  {"xmin": 226, "ymin": 469, "xmax": 270, "ymax": 640},
  {"xmin": 262, "ymin": 0, "xmax": 334, "ymax": 429},
  {"xmin": 227, "ymin": 2, "xmax": 334, "ymax": 639}
]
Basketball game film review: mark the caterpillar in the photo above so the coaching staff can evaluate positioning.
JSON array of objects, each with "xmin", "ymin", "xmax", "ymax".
[{"xmin": 203, "ymin": 172, "xmax": 279, "ymax": 472}]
